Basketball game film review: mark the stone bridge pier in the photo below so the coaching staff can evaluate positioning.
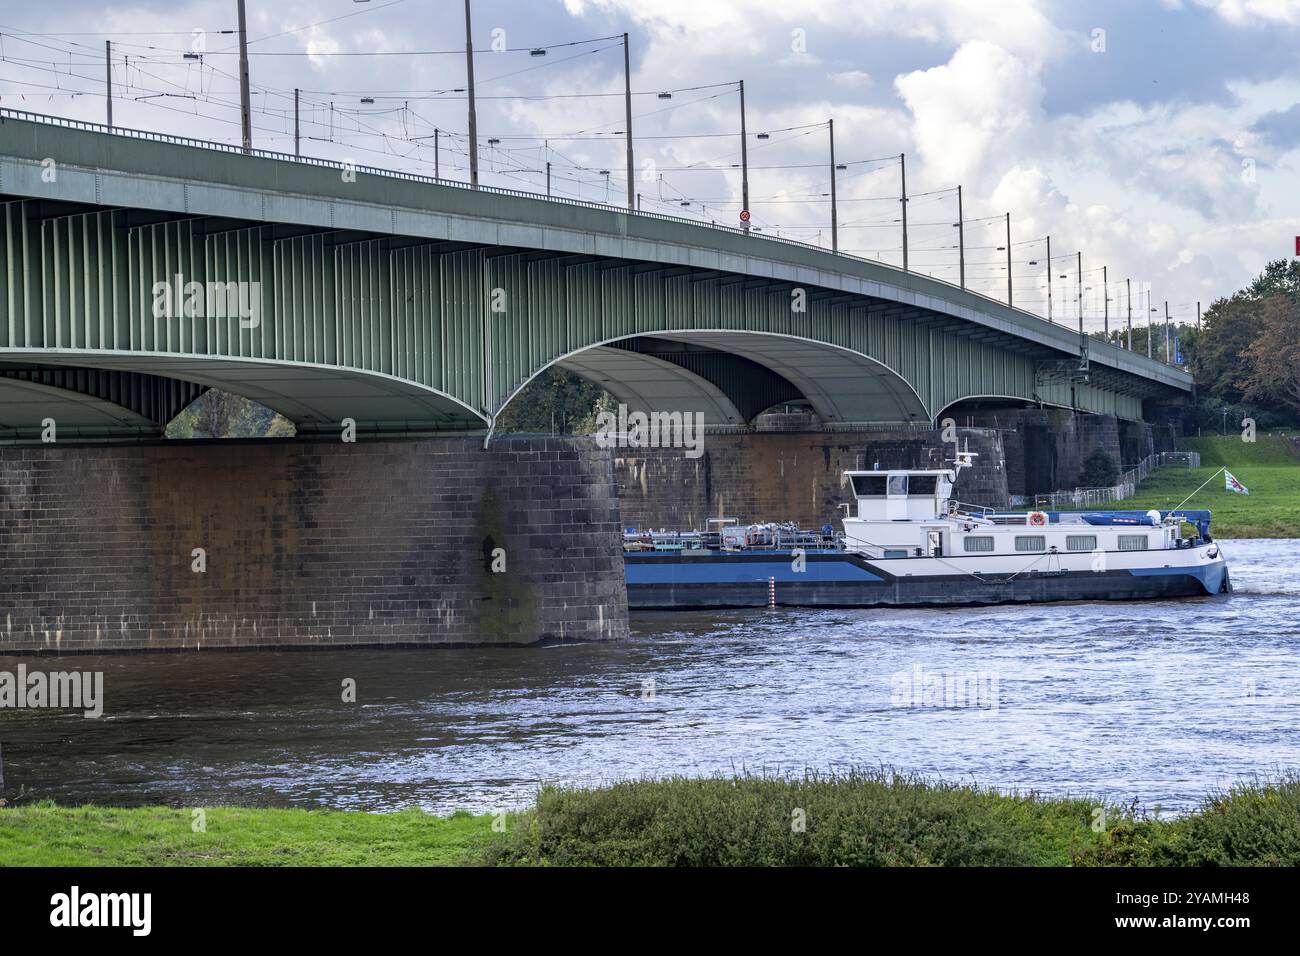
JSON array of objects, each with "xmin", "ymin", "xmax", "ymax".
[
  {"xmin": 0, "ymin": 436, "xmax": 628, "ymax": 652},
  {"xmin": 613, "ymin": 424, "xmax": 1011, "ymax": 532}
]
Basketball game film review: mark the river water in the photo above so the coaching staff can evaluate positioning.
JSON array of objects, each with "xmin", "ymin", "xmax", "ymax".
[{"xmin": 1, "ymin": 539, "xmax": 1296, "ymax": 816}]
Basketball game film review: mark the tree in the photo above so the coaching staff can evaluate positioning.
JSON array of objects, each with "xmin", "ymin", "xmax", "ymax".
[
  {"xmin": 165, "ymin": 390, "xmax": 295, "ymax": 439},
  {"xmin": 1194, "ymin": 293, "xmax": 1266, "ymax": 403},
  {"xmin": 1243, "ymin": 294, "xmax": 1300, "ymax": 418},
  {"xmin": 495, "ymin": 367, "xmax": 609, "ymax": 434},
  {"xmin": 1078, "ymin": 447, "xmax": 1119, "ymax": 488},
  {"xmin": 1246, "ymin": 258, "xmax": 1300, "ymax": 302}
]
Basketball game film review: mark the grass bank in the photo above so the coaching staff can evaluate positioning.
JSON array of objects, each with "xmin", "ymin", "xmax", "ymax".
[
  {"xmin": 0, "ymin": 803, "xmax": 495, "ymax": 866},
  {"xmin": 1121, "ymin": 435, "xmax": 1300, "ymax": 538},
  {"xmin": 4, "ymin": 772, "xmax": 1299, "ymax": 866}
]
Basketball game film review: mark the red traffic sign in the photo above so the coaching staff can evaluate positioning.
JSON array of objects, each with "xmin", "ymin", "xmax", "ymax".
[
  {"xmin": 1295, "ymin": 236, "xmax": 1300, "ymax": 256},
  {"xmin": 739, "ymin": 209, "xmax": 751, "ymax": 222}
]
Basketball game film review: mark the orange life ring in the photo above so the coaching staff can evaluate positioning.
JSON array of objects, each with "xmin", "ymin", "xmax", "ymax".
[{"xmin": 1028, "ymin": 511, "xmax": 1048, "ymax": 528}]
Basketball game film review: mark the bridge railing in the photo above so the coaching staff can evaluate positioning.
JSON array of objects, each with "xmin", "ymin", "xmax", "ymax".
[{"xmin": 0, "ymin": 105, "xmax": 1176, "ymax": 376}]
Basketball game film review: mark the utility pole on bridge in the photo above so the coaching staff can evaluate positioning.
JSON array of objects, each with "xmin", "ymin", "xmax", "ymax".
[
  {"xmin": 956, "ymin": 185, "xmax": 965, "ymax": 289},
  {"xmin": 1126, "ymin": 278, "xmax": 1133, "ymax": 351},
  {"xmin": 237, "ymin": 0, "xmax": 252, "ymax": 152},
  {"xmin": 829, "ymin": 119, "xmax": 838, "ymax": 253},
  {"xmin": 104, "ymin": 41, "xmax": 113, "ymax": 130},
  {"xmin": 900, "ymin": 153, "xmax": 909, "ymax": 272},
  {"xmin": 1103, "ymin": 265, "xmax": 1109, "ymax": 337},
  {"xmin": 464, "ymin": 0, "xmax": 479, "ymax": 188},
  {"xmin": 1046, "ymin": 235, "xmax": 1052, "ymax": 323},
  {"xmin": 623, "ymin": 33, "xmax": 634, "ymax": 210},
  {"xmin": 1076, "ymin": 251, "xmax": 1083, "ymax": 334},
  {"xmin": 1170, "ymin": 300, "xmax": 1180, "ymax": 364},
  {"xmin": 1147, "ymin": 290, "xmax": 1154, "ymax": 359},
  {"xmin": 739, "ymin": 80, "xmax": 750, "ymax": 234},
  {"xmin": 1005, "ymin": 213, "xmax": 1012, "ymax": 306}
]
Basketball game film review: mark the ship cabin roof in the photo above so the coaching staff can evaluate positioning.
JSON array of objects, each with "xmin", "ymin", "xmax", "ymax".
[
  {"xmin": 843, "ymin": 469, "xmax": 956, "ymax": 523},
  {"xmin": 844, "ymin": 469, "xmax": 955, "ymax": 497}
]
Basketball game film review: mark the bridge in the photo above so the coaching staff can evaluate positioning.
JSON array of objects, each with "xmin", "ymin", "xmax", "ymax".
[{"xmin": 0, "ymin": 109, "xmax": 1191, "ymax": 441}]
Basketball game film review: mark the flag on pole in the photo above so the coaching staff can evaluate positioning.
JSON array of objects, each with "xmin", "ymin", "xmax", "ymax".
[{"xmin": 1224, "ymin": 469, "xmax": 1249, "ymax": 495}]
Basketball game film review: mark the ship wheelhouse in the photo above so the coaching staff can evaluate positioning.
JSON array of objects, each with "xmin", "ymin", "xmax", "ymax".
[{"xmin": 840, "ymin": 466, "xmax": 1180, "ymax": 560}]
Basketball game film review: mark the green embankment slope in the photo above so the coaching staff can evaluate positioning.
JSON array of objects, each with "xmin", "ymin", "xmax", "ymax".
[{"xmin": 1122, "ymin": 435, "xmax": 1300, "ymax": 538}]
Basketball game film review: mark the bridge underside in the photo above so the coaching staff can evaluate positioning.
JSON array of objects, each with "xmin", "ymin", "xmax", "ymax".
[
  {"xmin": 554, "ymin": 334, "xmax": 928, "ymax": 426},
  {"xmin": 0, "ymin": 365, "xmax": 203, "ymax": 440},
  {"xmin": 0, "ymin": 350, "xmax": 486, "ymax": 437}
]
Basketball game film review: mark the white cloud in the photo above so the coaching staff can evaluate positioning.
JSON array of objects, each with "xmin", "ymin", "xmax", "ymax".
[
  {"xmin": 829, "ymin": 70, "xmax": 872, "ymax": 89},
  {"xmin": 895, "ymin": 41, "xmax": 1044, "ymax": 186},
  {"xmin": 1187, "ymin": 0, "xmax": 1300, "ymax": 25}
]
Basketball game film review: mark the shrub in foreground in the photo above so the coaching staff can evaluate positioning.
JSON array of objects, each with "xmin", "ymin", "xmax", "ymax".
[
  {"xmin": 484, "ymin": 771, "xmax": 1105, "ymax": 867},
  {"xmin": 1074, "ymin": 776, "xmax": 1300, "ymax": 866}
]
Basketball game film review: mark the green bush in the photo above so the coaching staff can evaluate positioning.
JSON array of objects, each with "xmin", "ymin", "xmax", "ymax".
[
  {"xmin": 1074, "ymin": 776, "xmax": 1300, "ymax": 866},
  {"xmin": 484, "ymin": 771, "xmax": 1106, "ymax": 867},
  {"xmin": 1078, "ymin": 447, "xmax": 1120, "ymax": 488}
]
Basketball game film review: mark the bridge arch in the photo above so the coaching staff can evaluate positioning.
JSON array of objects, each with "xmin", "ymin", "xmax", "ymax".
[
  {"xmin": 497, "ymin": 329, "xmax": 931, "ymax": 428},
  {"xmin": 0, "ymin": 350, "xmax": 489, "ymax": 435},
  {"xmin": 0, "ymin": 365, "xmax": 205, "ymax": 439}
]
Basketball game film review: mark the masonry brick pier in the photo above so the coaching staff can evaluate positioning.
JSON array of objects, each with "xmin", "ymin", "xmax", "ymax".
[
  {"xmin": 613, "ymin": 410, "xmax": 1157, "ymax": 532},
  {"xmin": 614, "ymin": 425, "xmax": 1010, "ymax": 532},
  {"xmin": 0, "ymin": 435, "xmax": 628, "ymax": 652}
]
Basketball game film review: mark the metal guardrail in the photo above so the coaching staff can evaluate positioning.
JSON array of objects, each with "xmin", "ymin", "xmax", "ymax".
[
  {"xmin": 1013, "ymin": 451, "xmax": 1202, "ymax": 509},
  {"xmin": 0, "ymin": 106, "xmax": 1180, "ymax": 377}
]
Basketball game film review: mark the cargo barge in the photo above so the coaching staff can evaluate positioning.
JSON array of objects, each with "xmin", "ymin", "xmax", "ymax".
[{"xmin": 623, "ymin": 451, "xmax": 1230, "ymax": 610}]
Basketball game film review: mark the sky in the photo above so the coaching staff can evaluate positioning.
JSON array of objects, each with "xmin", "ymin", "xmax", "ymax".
[{"xmin": 2, "ymin": 0, "xmax": 1299, "ymax": 332}]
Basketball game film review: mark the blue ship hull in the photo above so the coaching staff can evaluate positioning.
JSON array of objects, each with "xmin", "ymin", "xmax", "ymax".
[{"xmin": 625, "ymin": 550, "xmax": 1229, "ymax": 610}]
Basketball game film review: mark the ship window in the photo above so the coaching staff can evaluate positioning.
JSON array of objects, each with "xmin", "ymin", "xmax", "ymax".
[
  {"xmin": 888, "ymin": 475, "xmax": 908, "ymax": 496},
  {"xmin": 963, "ymin": 535, "xmax": 995, "ymax": 553},
  {"xmin": 851, "ymin": 475, "xmax": 888, "ymax": 497},
  {"xmin": 1015, "ymin": 535, "xmax": 1046, "ymax": 552},
  {"xmin": 1118, "ymin": 534, "xmax": 1149, "ymax": 551},
  {"xmin": 909, "ymin": 475, "xmax": 938, "ymax": 496},
  {"xmin": 1066, "ymin": 535, "xmax": 1098, "ymax": 552}
]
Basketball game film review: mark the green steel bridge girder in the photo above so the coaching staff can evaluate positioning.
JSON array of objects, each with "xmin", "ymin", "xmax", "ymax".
[{"xmin": 0, "ymin": 113, "xmax": 1191, "ymax": 435}]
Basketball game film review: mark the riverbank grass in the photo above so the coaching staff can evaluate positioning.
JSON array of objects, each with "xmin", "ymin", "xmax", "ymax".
[
  {"xmin": 1123, "ymin": 435, "xmax": 1300, "ymax": 538},
  {"xmin": 3, "ymin": 772, "xmax": 1298, "ymax": 866},
  {"xmin": 0, "ymin": 803, "xmax": 496, "ymax": 866}
]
